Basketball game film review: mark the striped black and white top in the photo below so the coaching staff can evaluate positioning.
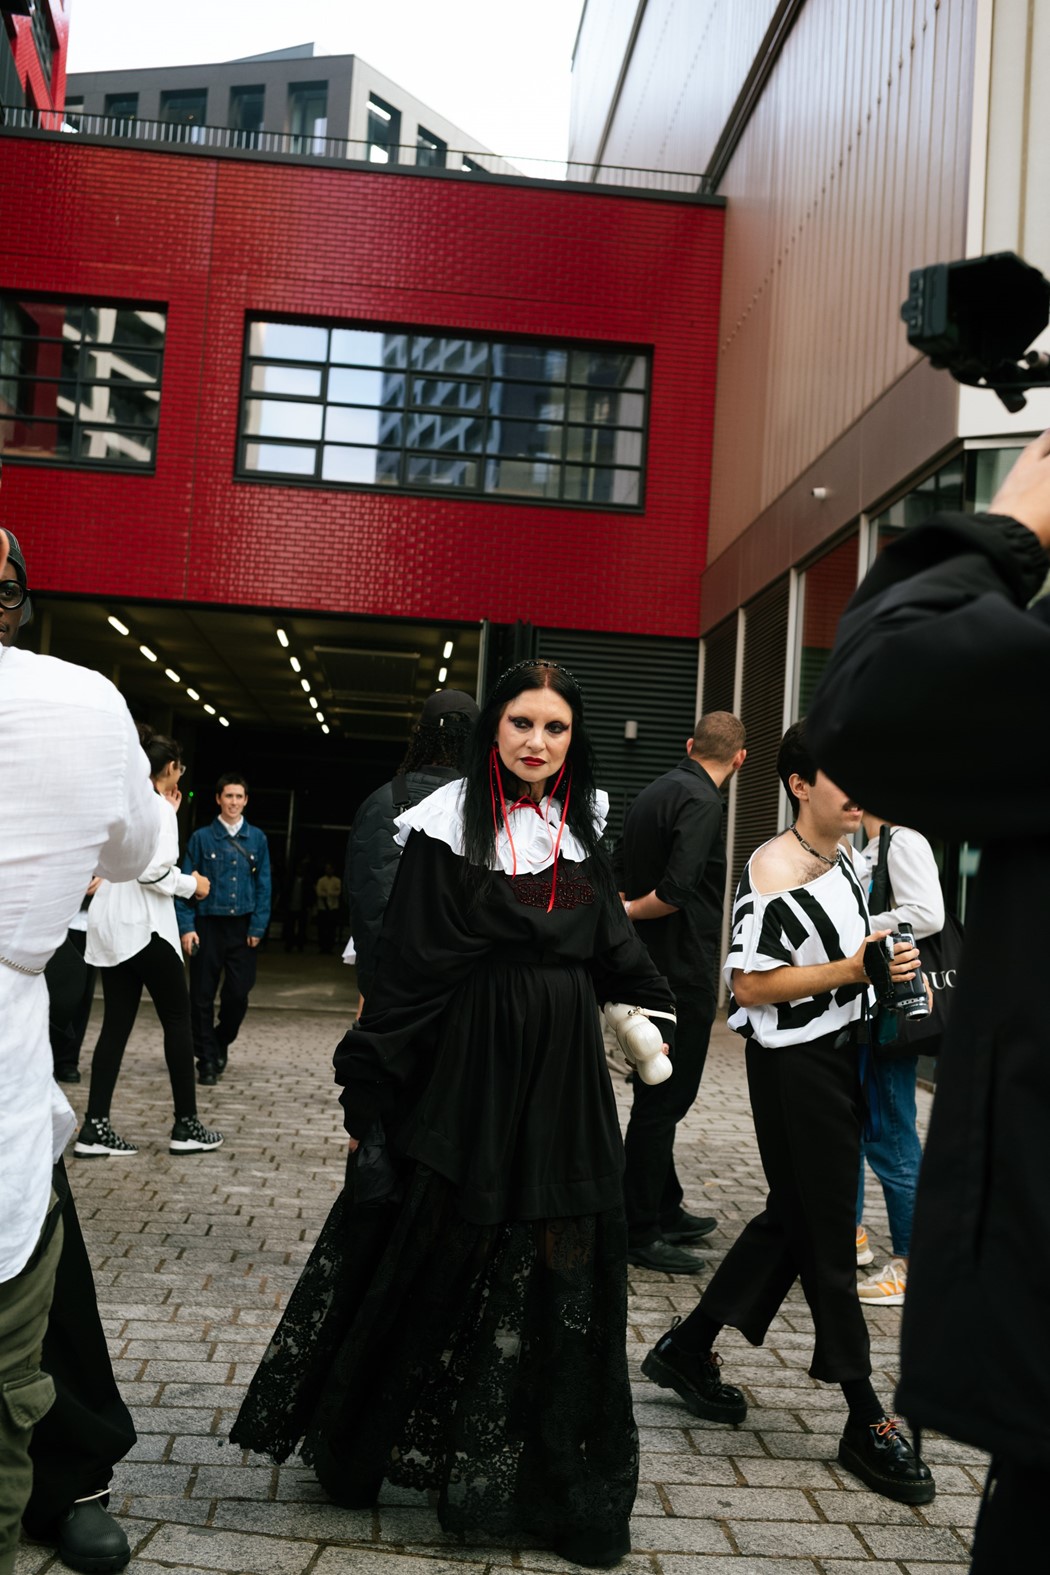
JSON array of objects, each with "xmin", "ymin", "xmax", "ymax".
[{"xmin": 724, "ymin": 841, "xmax": 875, "ymax": 1047}]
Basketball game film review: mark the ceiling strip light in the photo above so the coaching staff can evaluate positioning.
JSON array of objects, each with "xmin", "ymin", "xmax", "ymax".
[
  {"xmin": 139, "ymin": 645, "xmax": 157, "ymax": 662},
  {"xmin": 107, "ymin": 615, "xmax": 129, "ymax": 636},
  {"xmin": 276, "ymin": 628, "xmax": 289, "ymax": 648}
]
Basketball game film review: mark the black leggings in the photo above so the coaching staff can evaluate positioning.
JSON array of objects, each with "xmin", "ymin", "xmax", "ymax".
[{"xmin": 86, "ymin": 933, "xmax": 197, "ymax": 1120}]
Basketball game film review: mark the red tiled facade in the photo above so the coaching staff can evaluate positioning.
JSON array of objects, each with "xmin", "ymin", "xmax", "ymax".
[
  {"xmin": 4, "ymin": 1, "xmax": 68, "ymax": 113},
  {"xmin": 0, "ymin": 135, "xmax": 723, "ymax": 636}
]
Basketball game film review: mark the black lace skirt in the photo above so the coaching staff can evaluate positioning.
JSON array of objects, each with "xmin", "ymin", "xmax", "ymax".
[{"xmin": 230, "ymin": 1165, "xmax": 638, "ymax": 1541}]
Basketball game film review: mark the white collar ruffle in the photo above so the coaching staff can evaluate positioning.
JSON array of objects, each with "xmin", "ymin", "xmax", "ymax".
[{"xmin": 393, "ymin": 778, "xmax": 609, "ymax": 875}]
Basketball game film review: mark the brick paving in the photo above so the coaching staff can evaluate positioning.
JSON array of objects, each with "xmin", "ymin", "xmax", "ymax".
[{"xmin": 18, "ymin": 953, "xmax": 982, "ymax": 1574}]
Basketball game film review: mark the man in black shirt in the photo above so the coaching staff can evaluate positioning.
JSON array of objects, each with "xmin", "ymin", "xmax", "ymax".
[{"xmin": 618, "ymin": 711, "xmax": 746, "ymax": 1272}]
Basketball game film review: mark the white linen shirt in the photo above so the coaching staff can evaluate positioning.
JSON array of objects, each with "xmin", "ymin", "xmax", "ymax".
[
  {"xmin": 86, "ymin": 796, "xmax": 198, "ymax": 967},
  {"xmin": 0, "ymin": 648, "xmax": 160, "ymax": 1282}
]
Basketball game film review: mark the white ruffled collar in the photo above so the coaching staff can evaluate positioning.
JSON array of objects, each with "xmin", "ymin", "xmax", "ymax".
[{"xmin": 394, "ymin": 778, "xmax": 609, "ymax": 875}]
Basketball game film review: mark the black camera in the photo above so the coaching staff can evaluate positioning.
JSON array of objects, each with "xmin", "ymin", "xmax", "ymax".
[
  {"xmin": 886, "ymin": 927, "xmax": 929, "ymax": 1021},
  {"xmin": 901, "ymin": 251, "xmax": 1050, "ymax": 412}
]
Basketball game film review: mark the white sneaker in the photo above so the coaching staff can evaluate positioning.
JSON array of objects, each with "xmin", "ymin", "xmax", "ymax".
[
  {"xmin": 856, "ymin": 1225, "xmax": 874, "ymax": 1266},
  {"xmin": 858, "ymin": 1258, "xmax": 907, "ymax": 1306}
]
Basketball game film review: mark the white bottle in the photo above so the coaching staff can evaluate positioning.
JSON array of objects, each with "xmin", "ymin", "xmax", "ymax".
[{"xmin": 603, "ymin": 1002, "xmax": 674, "ymax": 1085}]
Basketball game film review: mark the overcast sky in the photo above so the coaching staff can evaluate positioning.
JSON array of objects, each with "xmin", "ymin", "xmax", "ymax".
[{"xmin": 65, "ymin": 0, "xmax": 585, "ymax": 166}]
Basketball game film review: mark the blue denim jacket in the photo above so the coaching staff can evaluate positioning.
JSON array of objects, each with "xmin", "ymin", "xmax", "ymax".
[{"xmin": 176, "ymin": 818, "xmax": 272, "ymax": 939}]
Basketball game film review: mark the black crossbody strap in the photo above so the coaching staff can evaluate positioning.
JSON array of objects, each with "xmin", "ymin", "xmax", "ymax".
[{"xmin": 391, "ymin": 771, "xmax": 410, "ymax": 816}]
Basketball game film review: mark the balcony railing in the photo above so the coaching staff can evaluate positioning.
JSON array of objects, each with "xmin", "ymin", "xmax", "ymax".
[{"xmin": 0, "ymin": 105, "xmax": 709, "ymax": 195}]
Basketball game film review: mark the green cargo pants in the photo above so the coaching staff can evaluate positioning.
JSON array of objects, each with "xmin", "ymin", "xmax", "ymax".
[{"xmin": 0, "ymin": 1199, "xmax": 62, "ymax": 1575}]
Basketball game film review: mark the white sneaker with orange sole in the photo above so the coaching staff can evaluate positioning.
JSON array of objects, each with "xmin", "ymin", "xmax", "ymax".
[
  {"xmin": 858, "ymin": 1258, "xmax": 907, "ymax": 1306},
  {"xmin": 856, "ymin": 1225, "xmax": 874, "ymax": 1267}
]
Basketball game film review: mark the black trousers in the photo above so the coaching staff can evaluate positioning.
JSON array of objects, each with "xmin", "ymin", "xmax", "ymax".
[
  {"xmin": 970, "ymin": 1458, "xmax": 1048, "ymax": 1572},
  {"xmin": 623, "ymin": 980, "xmax": 718, "ymax": 1245},
  {"xmin": 86, "ymin": 933, "xmax": 197, "ymax": 1120},
  {"xmin": 47, "ymin": 930, "xmax": 96, "ymax": 1072},
  {"xmin": 25, "ymin": 1163, "xmax": 136, "ymax": 1535},
  {"xmin": 190, "ymin": 914, "xmax": 256, "ymax": 1069},
  {"xmin": 699, "ymin": 1028, "xmax": 872, "ymax": 1383}
]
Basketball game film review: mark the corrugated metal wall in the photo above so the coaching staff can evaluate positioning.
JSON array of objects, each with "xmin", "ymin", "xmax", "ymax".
[
  {"xmin": 535, "ymin": 627, "xmax": 699, "ymax": 839},
  {"xmin": 701, "ymin": 616, "xmax": 738, "ymax": 716},
  {"xmin": 708, "ymin": 0, "xmax": 976, "ymax": 558}
]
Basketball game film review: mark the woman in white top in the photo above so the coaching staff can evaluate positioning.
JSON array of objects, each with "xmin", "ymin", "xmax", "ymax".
[{"xmin": 77, "ymin": 727, "xmax": 224, "ymax": 1158}]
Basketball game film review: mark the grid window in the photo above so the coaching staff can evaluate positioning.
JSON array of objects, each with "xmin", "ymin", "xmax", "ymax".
[
  {"xmin": 0, "ymin": 296, "xmax": 165, "ymax": 469},
  {"xmin": 367, "ymin": 95, "xmax": 401, "ymax": 164},
  {"xmin": 239, "ymin": 321, "xmax": 648, "ymax": 509}
]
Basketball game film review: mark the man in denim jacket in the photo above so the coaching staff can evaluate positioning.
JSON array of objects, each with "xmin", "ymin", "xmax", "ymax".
[{"xmin": 176, "ymin": 775, "xmax": 272, "ymax": 1084}]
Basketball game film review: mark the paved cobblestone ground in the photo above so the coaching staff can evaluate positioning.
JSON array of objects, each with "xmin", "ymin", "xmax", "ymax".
[{"xmin": 18, "ymin": 954, "xmax": 982, "ymax": 1574}]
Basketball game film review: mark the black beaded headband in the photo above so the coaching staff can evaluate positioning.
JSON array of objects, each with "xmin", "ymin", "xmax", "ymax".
[{"xmin": 497, "ymin": 658, "xmax": 583, "ymax": 696}]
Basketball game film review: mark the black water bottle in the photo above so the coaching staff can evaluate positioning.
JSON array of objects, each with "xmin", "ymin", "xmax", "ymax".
[{"xmin": 889, "ymin": 927, "xmax": 929, "ymax": 1019}]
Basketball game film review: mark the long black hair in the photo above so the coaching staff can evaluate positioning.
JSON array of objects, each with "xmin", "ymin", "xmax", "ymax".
[
  {"xmin": 460, "ymin": 660, "xmax": 612, "ymax": 894},
  {"xmin": 137, "ymin": 722, "xmax": 182, "ymax": 784}
]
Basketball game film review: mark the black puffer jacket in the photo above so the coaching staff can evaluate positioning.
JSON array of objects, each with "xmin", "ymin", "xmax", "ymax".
[{"xmin": 345, "ymin": 766, "xmax": 462, "ymax": 994}]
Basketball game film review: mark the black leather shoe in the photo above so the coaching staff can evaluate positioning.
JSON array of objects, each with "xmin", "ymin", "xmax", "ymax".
[
  {"xmin": 197, "ymin": 1065, "xmax": 218, "ymax": 1086},
  {"xmin": 642, "ymin": 1322, "xmax": 748, "ymax": 1423},
  {"xmin": 838, "ymin": 1416, "xmax": 936, "ymax": 1504},
  {"xmin": 56, "ymin": 1499, "xmax": 130, "ymax": 1572},
  {"xmin": 54, "ymin": 1063, "xmax": 82, "ymax": 1084},
  {"xmin": 552, "ymin": 1522, "xmax": 630, "ymax": 1568},
  {"xmin": 214, "ymin": 1050, "xmax": 228, "ymax": 1075},
  {"xmin": 627, "ymin": 1237, "xmax": 705, "ymax": 1275},
  {"xmin": 662, "ymin": 1210, "xmax": 718, "ymax": 1244}
]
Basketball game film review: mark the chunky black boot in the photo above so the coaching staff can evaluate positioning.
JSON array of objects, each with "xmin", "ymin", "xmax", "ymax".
[
  {"xmin": 838, "ymin": 1415, "xmax": 936, "ymax": 1504},
  {"xmin": 552, "ymin": 1522, "xmax": 631, "ymax": 1568},
  {"xmin": 641, "ymin": 1322, "xmax": 747, "ymax": 1423}
]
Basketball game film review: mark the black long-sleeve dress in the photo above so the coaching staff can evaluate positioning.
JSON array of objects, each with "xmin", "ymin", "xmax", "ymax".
[
  {"xmin": 231, "ymin": 794, "xmax": 675, "ymax": 1545},
  {"xmin": 807, "ymin": 509, "xmax": 1050, "ymax": 1469}
]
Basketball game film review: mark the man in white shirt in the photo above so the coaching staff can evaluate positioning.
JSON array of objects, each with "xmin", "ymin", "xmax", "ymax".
[{"xmin": 0, "ymin": 523, "xmax": 160, "ymax": 1574}]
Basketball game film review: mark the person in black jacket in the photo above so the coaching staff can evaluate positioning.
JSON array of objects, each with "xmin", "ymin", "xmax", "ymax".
[
  {"xmin": 807, "ymin": 429, "xmax": 1050, "ymax": 1572},
  {"xmin": 617, "ymin": 712, "xmax": 746, "ymax": 1273},
  {"xmin": 344, "ymin": 689, "xmax": 479, "ymax": 1004}
]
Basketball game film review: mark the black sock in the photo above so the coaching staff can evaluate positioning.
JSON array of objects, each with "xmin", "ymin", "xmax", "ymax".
[
  {"xmin": 671, "ymin": 1307, "xmax": 722, "ymax": 1356},
  {"xmin": 841, "ymin": 1376, "xmax": 884, "ymax": 1426}
]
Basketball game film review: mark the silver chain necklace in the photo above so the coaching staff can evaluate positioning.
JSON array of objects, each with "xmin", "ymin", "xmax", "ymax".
[{"xmin": 790, "ymin": 824, "xmax": 838, "ymax": 868}]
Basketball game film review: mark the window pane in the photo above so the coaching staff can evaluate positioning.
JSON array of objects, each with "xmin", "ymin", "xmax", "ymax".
[
  {"xmin": 563, "ymin": 465, "xmax": 640, "ymax": 505},
  {"xmin": 569, "ymin": 349, "xmax": 646, "ymax": 389},
  {"xmin": 486, "ymin": 419, "xmax": 561, "ymax": 460},
  {"xmin": 410, "ymin": 337, "xmax": 489, "ymax": 375},
  {"xmin": 243, "ymin": 441, "xmax": 316, "ymax": 476},
  {"xmin": 104, "ymin": 92, "xmax": 138, "ymax": 118},
  {"xmin": 324, "ymin": 405, "xmax": 387, "ymax": 445},
  {"xmin": 489, "ymin": 380, "xmax": 565, "ymax": 421},
  {"xmin": 407, "ymin": 454, "xmax": 479, "ymax": 488},
  {"xmin": 321, "ymin": 445, "xmax": 394, "ymax": 484},
  {"xmin": 327, "ymin": 366, "xmax": 389, "ymax": 405},
  {"xmin": 484, "ymin": 457, "xmax": 562, "ymax": 499},
  {"xmin": 567, "ymin": 387, "xmax": 644, "ymax": 427},
  {"xmin": 493, "ymin": 344, "xmax": 567, "ymax": 382},
  {"xmin": 411, "ymin": 377, "xmax": 483, "ymax": 412},
  {"xmin": 76, "ymin": 427, "xmax": 157, "ymax": 464},
  {"xmin": 565, "ymin": 425, "xmax": 642, "ymax": 467},
  {"xmin": 407, "ymin": 413, "xmax": 483, "ymax": 451},
  {"xmin": 329, "ymin": 329, "xmax": 391, "ymax": 367},
  {"xmin": 249, "ymin": 363, "xmax": 322, "ymax": 398},
  {"xmin": 244, "ymin": 399, "xmax": 323, "ymax": 441},
  {"xmin": 159, "ymin": 89, "xmax": 208, "ymax": 125},
  {"xmin": 5, "ymin": 418, "xmax": 72, "ymax": 459},
  {"xmin": 229, "ymin": 85, "xmax": 264, "ymax": 134},
  {"xmin": 81, "ymin": 345, "xmax": 162, "ymax": 384},
  {"xmin": 798, "ymin": 533, "xmax": 860, "ymax": 712},
  {"xmin": 68, "ymin": 381, "xmax": 161, "ymax": 429},
  {"xmin": 248, "ymin": 322, "xmax": 328, "ymax": 361}
]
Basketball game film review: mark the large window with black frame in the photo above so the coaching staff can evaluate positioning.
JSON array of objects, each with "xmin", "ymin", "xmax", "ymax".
[
  {"xmin": 239, "ymin": 321, "xmax": 649, "ymax": 509},
  {"xmin": 0, "ymin": 297, "xmax": 166, "ymax": 469}
]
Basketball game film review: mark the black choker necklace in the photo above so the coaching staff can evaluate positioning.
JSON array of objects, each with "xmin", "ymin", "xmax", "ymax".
[{"xmin": 790, "ymin": 825, "xmax": 837, "ymax": 868}]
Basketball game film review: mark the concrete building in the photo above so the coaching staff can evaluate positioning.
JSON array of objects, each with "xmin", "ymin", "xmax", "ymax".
[
  {"xmin": 571, "ymin": 0, "xmax": 1050, "ymax": 927},
  {"xmin": 64, "ymin": 41, "xmax": 511, "ymax": 173}
]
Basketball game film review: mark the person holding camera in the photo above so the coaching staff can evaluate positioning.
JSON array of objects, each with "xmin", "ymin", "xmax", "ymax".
[
  {"xmin": 78, "ymin": 727, "xmax": 223, "ymax": 1158},
  {"xmin": 641, "ymin": 720, "xmax": 935, "ymax": 1506},
  {"xmin": 176, "ymin": 774, "xmax": 272, "ymax": 1084},
  {"xmin": 808, "ymin": 430, "xmax": 1050, "ymax": 1570}
]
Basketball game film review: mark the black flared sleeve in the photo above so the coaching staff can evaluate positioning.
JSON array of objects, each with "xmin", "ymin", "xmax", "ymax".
[
  {"xmin": 333, "ymin": 831, "xmax": 489, "ymax": 1138},
  {"xmin": 808, "ymin": 511, "xmax": 1050, "ymax": 841},
  {"xmin": 589, "ymin": 892, "xmax": 676, "ymax": 1040}
]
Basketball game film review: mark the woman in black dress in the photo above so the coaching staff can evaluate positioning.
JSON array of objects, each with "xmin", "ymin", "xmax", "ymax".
[{"xmin": 231, "ymin": 660, "xmax": 677, "ymax": 1567}]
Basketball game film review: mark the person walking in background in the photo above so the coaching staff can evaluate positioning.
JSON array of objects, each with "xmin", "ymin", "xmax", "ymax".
[
  {"xmin": 176, "ymin": 774, "xmax": 272, "ymax": 1086},
  {"xmin": 0, "ymin": 519, "xmax": 160, "ymax": 1575},
  {"xmin": 617, "ymin": 712, "xmax": 746, "ymax": 1274},
  {"xmin": 853, "ymin": 811, "xmax": 944, "ymax": 1306},
  {"xmin": 282, "ymin": 858, "xmax": 311, "ymax": 954},
  {"xmin": 345, "ymin": 688, "xmax": 479, "ymax": 1007},
  {"xmin": 314, "ymin": 863, "xmax": 342, "ymax": 955},
  {"xmin": 77, "ymin": 726, "xmax": 223, "ymax": 1158},
  {"xmin": 642, "ymin": 722, "xmax": 935, "ymax": 1507},
  {"xmin": 46, "ymin": 881, "xmax": 100, "ymax": 1085}
]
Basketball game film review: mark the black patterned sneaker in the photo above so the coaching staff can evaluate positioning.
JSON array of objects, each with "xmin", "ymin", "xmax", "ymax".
[
  {"xmin": 838, "ymin": 1415, "xmax": 936, "ymax": 1504},
  {"xmin": 170, "ymin": 1116, "xmax": 224, "ymax": 1154},
  {"xmin": 641, "ymin": 1320, "xmax": 748, "ymax": 1423},
  {"xmin": 74, "ymin": 1117, "xmax": 138, "ymax": 1158}
]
